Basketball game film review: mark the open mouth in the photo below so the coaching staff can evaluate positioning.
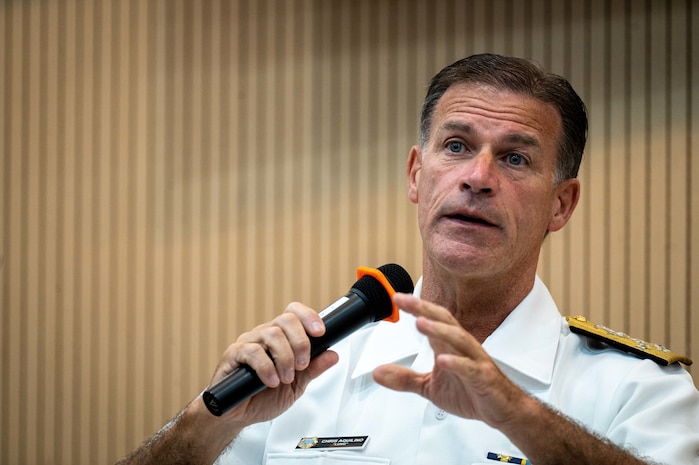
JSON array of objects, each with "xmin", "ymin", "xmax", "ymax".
[{"xmin": 446, "ymin": 213, "xmax": 495, "ymax": 227}]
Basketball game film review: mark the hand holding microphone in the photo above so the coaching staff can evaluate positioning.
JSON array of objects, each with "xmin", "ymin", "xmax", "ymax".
[{"xmin": 203, "ymin": 264, "xmax": 414, "ymax": 416}]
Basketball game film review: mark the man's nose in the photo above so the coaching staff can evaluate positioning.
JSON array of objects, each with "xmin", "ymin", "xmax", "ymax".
[{"xmin": 460, "ymin": 150, "xmax": 498, "ymax": 194}]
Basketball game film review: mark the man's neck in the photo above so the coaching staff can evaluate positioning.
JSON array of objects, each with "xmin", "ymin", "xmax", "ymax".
[{"xmin": 419, "ymin": 266, "xmax": 536, "ymax": 343}]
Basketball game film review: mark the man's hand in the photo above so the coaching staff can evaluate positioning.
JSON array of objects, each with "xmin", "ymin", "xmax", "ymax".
[
  {"xmin": 372, "ymin": 293, "xmax": 651, "ymax": 465},
  {"xmin": 116, "ymin": 303, "xmax": 338, "ymax": 465},
  {"xmin": 208, "ymin": 302, "xmax": 339, "ymax": 427},
  {"xmin": 372, "ymin": 292, "xmax": 525, "ymax": 428}
]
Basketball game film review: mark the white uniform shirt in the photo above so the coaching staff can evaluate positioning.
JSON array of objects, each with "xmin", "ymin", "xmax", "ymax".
[{"xmin": 217, "ymin": 277, "xmax": 699, "ymax": 465}]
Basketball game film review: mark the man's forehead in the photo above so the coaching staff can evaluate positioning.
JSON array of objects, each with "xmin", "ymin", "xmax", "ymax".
[{"xmin": 432, "ymin": 83, "xmax": 562, "ymax": 142}]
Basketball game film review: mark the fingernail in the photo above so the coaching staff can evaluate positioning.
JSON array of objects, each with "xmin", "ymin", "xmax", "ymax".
[
  {"xmin": 311, "ymin": 321, "xmax": 323, "ymax": 333},
  {"xmin": 284, "ymin": 369, "xmax": 295, "ymax": 383}
]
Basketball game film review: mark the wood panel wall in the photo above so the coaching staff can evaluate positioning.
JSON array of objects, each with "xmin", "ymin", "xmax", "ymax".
[{"xmin": 1, "ymin": 0, "xmax": 697, "ymax": 463}]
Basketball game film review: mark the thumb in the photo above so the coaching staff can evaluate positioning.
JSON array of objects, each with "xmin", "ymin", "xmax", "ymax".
[{"xmin": 296, "ymin": 350, "xmax": 340, "ymax": 387}]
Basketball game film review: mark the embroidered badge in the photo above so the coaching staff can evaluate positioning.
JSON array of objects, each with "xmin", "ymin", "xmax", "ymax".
[
  {"xmin": 296, "ymin": 437, "xmax": 319, "ymax": 449},
  {"xmin": 296, "ymin": 436, "xmax": 369, "ymax": 450}
]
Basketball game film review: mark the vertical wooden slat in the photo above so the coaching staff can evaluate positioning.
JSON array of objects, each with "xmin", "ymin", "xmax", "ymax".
[
  {"xmin": 217, "ymin": 0, "xmax": 238, "ymax": 362},
  {"xmin": 564, "ymin": 0, "xmax": 588, "ymax": 316},
  {"xmin": 375, "ymin": 0, "xmax": 395, "ymax": 266},
  {"xmin": 667, "ymin": 0, "xmax": 689, "ymax": 358},
  {"xmin": 115, "ymin": 0, "xmax": 129, "ymax": 456},
  {"xmin": 262, "ymin": 0, "xmax": 278, "ymax": 322},
  {"xmin": 509, "ymin": 0, "xmax": 529, "ymax": 58},
  {"xmin": 183, "ymin": 0, "xmax": 199, "ymax": 405},
  {"xmin": 585, "ymin": 0, "xmax": 609, "ymax": 325},
  {"xmin": 391, "ymin": 0, "xmax": 414, "ymax": 278},
  {"xmin": 130, "ymin": 0, "xmax": 148, "ymax": 446},
  {"xmin": 34, "ymin": 1, "xmax": 46, "ymax": 457},
  {"xmin": 627, "ymin": 0, "xmax": 649, "ymax": 345},
  {"xmin": 666, "ymin": 3, "xmax": 692, "ymax": 353},
  {"xmin": 5, "ymin": 4, "xmax": 22, "ymax": 462},
  {"xmin": 542, "ymin": 0, "xmax": 568, "ymax": 309},
  {"xmin": 81, "ymin": 0, "xmax": 97, "ymax": 456},
  {"xmin": 24, "ymin": 2, "xmax": 41, "ymax": 464},
  {"xmin": 577, "ymin": 0, "xmax": 594, "ymax": 318},
  {"xmin": 647, "ymin": 0, "xmax": 668, "ymax": 345},
  {"xmin": 62, "ymin": 0, "xmax": 78, "ymax": 460},
  {"xmin": 40, "ymin": 1, "xmax": 60, "ymax": 462},
  {"xmin": 356, "ymin": 0, "xmax": 371, "ymax": 271},
  {"xmin": 0, "ymin": 4, "xmax": 9, "ymax": 462},
  {"xmin": 471, "ymin": 0, "xmax": 489, "ymax": 53},
  {"xmin": 690, "ymin": 0, "xmax": 699, "ymax": 380},
  {"xmin": 200, "ymin": 0, "xmax": 221, "ymax": 396},
  {"xmin": 310, "ymin": 0, "xmax": 330, "ymax": 305},
  {"xmin": 96, "ymin": 0, "xmax": 112, "ymax": 459},
  {"xmin": 161, "ymin": 0, "xmax": 176, "ymax": 419},
  {"xmin": 607, "ymin": 0, "xmax": 628, "ymax": 332},
  {"xmin": 237, "ymin": 0, "xmax": 254, "ymax": 328},
  {"xmin": 150, "ymin": 0, "xmax": 168, "ymax": 431},
  {"xmin": 533, "ymin": 0, "xmax": 552, "ymax": 286}
]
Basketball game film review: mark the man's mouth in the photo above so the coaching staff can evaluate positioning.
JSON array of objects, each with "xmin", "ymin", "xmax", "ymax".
[{"xmin": 446, "ymin": 213, "xmax": 496, "ymax": 227}]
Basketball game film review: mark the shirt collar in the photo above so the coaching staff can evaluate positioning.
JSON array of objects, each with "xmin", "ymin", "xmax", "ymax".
[
  {"xmin": 351, "ymin": 276, "xmax": 563, "ymax": 386},
  {"xmin": 350, "ymin": 278, "xmax": 425, "ymax": 379},
  {"xmin": 482, "ymin": 276, "xmax": 562, "ymax": 386}
]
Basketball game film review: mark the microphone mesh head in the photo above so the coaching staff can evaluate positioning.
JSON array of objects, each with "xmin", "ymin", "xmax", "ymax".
[
  {"xmin": 377, "ymin": 263, "xmax": 414, "ymax": 294},
  {"xmin": 351, "ymin": 264, "xmax": 414, "ymax": 321}
]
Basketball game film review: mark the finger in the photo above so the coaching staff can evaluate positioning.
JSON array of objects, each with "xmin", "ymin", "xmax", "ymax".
[
  {"xmin": 263, "ymin": 312, "xmax": 310, "ymax": 382},
  {"xmin": 302, "ymin": 350, "xmax": 340, "ymax": 382},
  {"xmin": 415, "ymin": 316, "xmax": 489, "ymax": 363},
  {"xmin": 391, "ymin": 293, "xmax": 462, "ymax": 356},
  {"xmin": 393, "ymin": 294, "xmax": 485, "ymax": 360},
  {"xmin": 259, "ymin": 324, "xmax": 299, "ymax": 385},
  {"xmin": 392, "ymin": 293, "xmax": 459, "ymax": 325},
  {"xmin": 224, "ymin": 338, "xmax": 285, "ymax": 388},
  {"xmin": 372, "ymin": 363, "xmax": 427, "ymax": 396},
  {"xmin": 238, "ymin": 305, "xmax": 322, "ymax": 383},
  {"xmin": 284, "ymin": 302, "xmax": 326, "ymax": 337},
  {"xmin": 281, "ymin": 302, "xmax": 327, "ymax": 371}
]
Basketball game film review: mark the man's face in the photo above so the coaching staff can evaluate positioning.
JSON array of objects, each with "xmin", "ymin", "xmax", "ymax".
[{"xmin": 408, "ymin": 83, "xmax": 579, "ymax": 281}]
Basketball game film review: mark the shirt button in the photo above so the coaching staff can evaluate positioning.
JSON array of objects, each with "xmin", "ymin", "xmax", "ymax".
[{"xmin": 435, "ymin": 409, "xmax": 447, "ymax": 420}]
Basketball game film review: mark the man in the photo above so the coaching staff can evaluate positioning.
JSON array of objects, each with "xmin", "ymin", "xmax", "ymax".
[{"xmin": 118, "ymin": 54, "xmax": 699, "ymax": 464}]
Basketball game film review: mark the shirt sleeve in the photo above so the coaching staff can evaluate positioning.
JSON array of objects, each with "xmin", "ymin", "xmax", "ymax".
[{"xmin": 606, "ymin": 360, "xmax": 699, "ymax": 465}]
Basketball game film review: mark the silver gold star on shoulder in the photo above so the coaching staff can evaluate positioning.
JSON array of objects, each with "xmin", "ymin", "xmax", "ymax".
[{"xmin": 566, "ymin": 316, "xmax": 693, "ymax": 366}]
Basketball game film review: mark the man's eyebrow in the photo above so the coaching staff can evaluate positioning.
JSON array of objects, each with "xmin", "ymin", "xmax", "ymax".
[
  {"xmin": 502, "ymin": 133, "xmax": 540, "ymax": 148},
  {"xmin": 439, "ymin": 121, "xmax": 541, "ymax": 148},
  {"xmin": 440, "ymin": 122, "xmax": 541, "ymax": 148},
  {"xmin": 441, "ymin": 121, "xmax": 473, "ymax": 134}
]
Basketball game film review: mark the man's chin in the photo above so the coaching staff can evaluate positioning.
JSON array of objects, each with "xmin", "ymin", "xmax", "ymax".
[{"xmin": 428, "ymin": 245, "xmax": 500, "ymax": 275}]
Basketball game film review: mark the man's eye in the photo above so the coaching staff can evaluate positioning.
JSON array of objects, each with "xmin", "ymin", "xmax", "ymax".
[
  {"xmin": 506, "ymin": 153, "xmax": 526, "ymax": 166},
  {"xmin": 447, "ymin": 141, "xmax": 464, "ymax": 153}
]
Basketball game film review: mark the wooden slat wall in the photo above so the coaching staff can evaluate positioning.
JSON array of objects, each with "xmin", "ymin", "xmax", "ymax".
[{"xmin": 1, "ymin": 0, "xmax": 697, "ymax": 463}]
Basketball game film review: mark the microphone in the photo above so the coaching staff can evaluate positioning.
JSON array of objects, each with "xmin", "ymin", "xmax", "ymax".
[{"xmin": 202, "ymin": 263, "xmax": 414, "ymax": 416}]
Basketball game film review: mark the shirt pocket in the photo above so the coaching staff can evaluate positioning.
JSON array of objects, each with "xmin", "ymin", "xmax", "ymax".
[{"xmin": 266, "ymin": 451, "xmax": 390, "ymax": 465}]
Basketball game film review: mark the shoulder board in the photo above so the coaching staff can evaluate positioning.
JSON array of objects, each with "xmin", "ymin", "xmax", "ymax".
[{"xmin": 566, "ymin": 316, "xmax": 693, "ymax": 366}]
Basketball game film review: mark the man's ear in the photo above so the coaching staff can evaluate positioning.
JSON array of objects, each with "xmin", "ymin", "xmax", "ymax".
[
  {"xmin": 548, "ymin": 178, "xmax": 580, "ymax": 232},
  {"xmin": 407, "ymin": 145, "xmax": 422, "ymax": 204}
]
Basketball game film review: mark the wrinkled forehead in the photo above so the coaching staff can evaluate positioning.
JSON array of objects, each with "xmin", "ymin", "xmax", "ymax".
[{"xmin": 432, "ymin": 83, "xmax": 563, "ymax": 146}]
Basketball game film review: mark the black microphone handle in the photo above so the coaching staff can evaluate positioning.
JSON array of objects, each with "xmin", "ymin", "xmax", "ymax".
[{"xmin": 202, "ymin": 290, "xmax": 373, "ymax": 416}]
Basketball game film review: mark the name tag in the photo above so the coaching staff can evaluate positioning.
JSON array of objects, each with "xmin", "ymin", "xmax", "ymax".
[{"xmin": 296, "ymin": 436, "xmax": 369, "ymax": 450}]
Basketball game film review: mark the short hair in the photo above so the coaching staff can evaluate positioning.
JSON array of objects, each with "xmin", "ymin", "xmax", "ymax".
[{"xmin": 419, "ymin": 53, "xmax": 588, "ymax": 182}]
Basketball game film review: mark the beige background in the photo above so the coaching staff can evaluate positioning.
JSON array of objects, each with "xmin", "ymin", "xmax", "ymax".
[{"xmin": 2, "ymin": 0, "xmax": 698, "ymax": 463}]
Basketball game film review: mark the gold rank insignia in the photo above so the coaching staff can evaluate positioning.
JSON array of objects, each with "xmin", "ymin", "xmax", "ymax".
[{"xmin": 566, "ymin": 316, "xmax": 693, "ymax": 366}]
